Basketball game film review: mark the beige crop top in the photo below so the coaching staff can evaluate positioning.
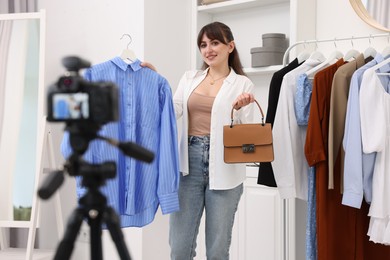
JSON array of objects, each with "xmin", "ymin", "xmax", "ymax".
[{"xmin": 187, "ymin": 92, "xmax": 215, "ymax": 136}]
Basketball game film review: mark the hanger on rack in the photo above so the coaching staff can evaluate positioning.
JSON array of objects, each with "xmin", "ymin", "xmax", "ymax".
[
  {"xmin": 120, "ymin": 34, "xmax": 137, "ymax": 63},
  {"xmin": 307, "ymin": 41, "xmax": 326, "ymax": 63},
  {"xmin": 381, "ymin": 33, "xmax": 390, "ymax": 58},
  {"xmin": 363, "ymin": 35, "xmax": 377, "ymax": 59},
  {"xmin": 343, "ymin": 36, "xmax": 361, "ymax": 61},
  {"xmin": 296, "ymin": 41, "xmax": 311, "ymax": 63},
  {"xmin": 374, "ymin": 56, "xmax": 390, "ymax": 76},
  {"xmin": 305, "ymin": 40, "xmax": 342, "ymax": 78},
  {"xmin": 283, "ymin": 33, "xmax": 390, "ymax": 66}
]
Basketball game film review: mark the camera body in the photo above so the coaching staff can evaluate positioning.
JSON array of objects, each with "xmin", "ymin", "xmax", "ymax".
[{"xmin": 47, "ymin": 56, "xmax": 119, "ymax": 125}]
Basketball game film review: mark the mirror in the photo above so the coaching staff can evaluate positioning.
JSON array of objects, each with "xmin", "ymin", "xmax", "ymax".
[
  {"xmin": 349, "ymin": 0, "xmax": 390, "ymax": 32},
  {"xmin": 0, "ymin": 12, "xmax": 45, "ymax": 222}
]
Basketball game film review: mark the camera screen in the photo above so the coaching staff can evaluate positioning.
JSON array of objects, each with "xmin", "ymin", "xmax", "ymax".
[{"xmin": 52, "ymin": 93, "xmax": 89, "ymax": 120}]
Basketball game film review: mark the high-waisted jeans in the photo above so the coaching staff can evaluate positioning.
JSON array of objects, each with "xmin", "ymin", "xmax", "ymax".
[{"xmin": 169, "ymin": 135, "xmax": 243, "ymax": 260}]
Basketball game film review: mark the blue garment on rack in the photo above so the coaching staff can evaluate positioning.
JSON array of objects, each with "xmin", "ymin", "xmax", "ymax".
[
  {"xmin": 342, "ymin": 54, "xmax": 389, "ymax": 209},
  {"xmin": 295, "ymin": 73, "xmax": 317, "ymax": 260},
  {"xmin": 294, "ymin": 74, "xmax": 313, "ymax": 126},
  {"xmin": 61, "ymin": 57, "xmax": 180, "ymax": 227}
]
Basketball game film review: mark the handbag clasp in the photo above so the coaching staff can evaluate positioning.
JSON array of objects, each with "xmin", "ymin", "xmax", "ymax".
[{"xmin": 242, "ymin": 144, "xmax": 255, "ymax": 153}]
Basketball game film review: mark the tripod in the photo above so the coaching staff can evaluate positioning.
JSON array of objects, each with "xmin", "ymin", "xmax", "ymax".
[
  {"xmin": 52, "ymin": 158, "xmax": 131, "ymax": 260},
  {"xmin": 38, "ymin": 121, "xmax": 154, "ymax": 259}
]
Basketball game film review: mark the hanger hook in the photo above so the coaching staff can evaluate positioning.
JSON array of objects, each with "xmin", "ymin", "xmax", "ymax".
[
  {"xmin": 369, "ymin": 34, "xmax": 372, "ymax": 45},
  {"xmin": 315, "ymin": 40, "xmax": 319, "ymax": 50},
  {"xmin": 303, "ymin": 40, "xmax": 307, "ymax": 49},
  {"xmin": 120, "ymin": 34, "xmax": 132, "ymax": 49},
  {"xmin": 351, "ymin": 36, "xmax": 354, "ymax": 48},
  {"xmin": 334, "ymin": 37, "xmax": 337, "ymax": 48}
]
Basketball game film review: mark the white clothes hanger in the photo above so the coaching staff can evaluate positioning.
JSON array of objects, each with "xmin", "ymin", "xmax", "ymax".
[
  {"xmin": 372, "ymin": 56, "xmax": 390, "ymax": 76},
  {"xmin": 305, "ymin": 40, "xmax": 342, "ymax": 78},
  {"xmin": 297, "ymin": 50, "xmax": 310, "ymax": 63},
  {"xmin": 382, "ymin": 46, "xmax": 390, "ymax": 57},
  {"xmin": 364, "ymin": 46, "xmax": 377, "ymax": 59},
  {"xmin": 120, "ymin": 34, "xmax": 137, "ymax": 63},
  {"xmin": 381, "ymin": 34, "xmax": 390, "ymax": 57},
  {"xmin": 296, "ymin": 41, "xmax": 311, "ymax": 63},
  {"xmin": 343, "ymin": 37, "xmax": 361, "ymax": 61},
  {"xmin": 363, "ymin": 35, "xmax": 377, "ymax": 59}
]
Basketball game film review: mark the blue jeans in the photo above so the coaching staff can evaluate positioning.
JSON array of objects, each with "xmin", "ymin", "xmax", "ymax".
[{"xmin": 169, "ymin": 135, "xmax": 243, "ymax": 260}]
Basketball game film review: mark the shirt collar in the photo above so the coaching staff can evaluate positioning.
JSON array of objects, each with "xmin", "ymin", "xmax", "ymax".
[{"xmin": 111, "ymin": 56, "xmax": 143, "ymax": 72}]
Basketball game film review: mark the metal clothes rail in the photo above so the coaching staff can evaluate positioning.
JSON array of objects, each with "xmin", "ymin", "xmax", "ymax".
[{"xmin": 283, "ymin": 32, "xmax": 390, "ymax": 66}]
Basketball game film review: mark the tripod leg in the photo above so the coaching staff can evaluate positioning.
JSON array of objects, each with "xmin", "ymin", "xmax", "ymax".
[
  {"xmin": 54, "ymin": 208, "xmax": 84, "ymax": 260},
  {"xmin": 104, "ymin": 207, "xmax": 132, "ymax": 260},
  {"xmin": 89, "ymin": 209, "xmax": 103, "ymax": 260}
]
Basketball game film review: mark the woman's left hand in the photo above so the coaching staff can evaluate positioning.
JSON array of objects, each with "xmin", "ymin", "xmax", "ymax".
[
  {"xmin": 140, "ymin": 61, "xmax": 157, "ymax": 72},
  {"xmin": 232, "ymin": 93, "xmax": 255, "ymax": 110}
]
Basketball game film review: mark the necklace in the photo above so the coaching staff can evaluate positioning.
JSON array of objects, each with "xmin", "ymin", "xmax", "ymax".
[{"xmin": 208, "ymin": 73, "xmax": 228, "ymax": 85}]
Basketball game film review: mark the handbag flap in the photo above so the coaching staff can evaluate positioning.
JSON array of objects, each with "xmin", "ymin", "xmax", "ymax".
[{"xmin": 223, "ymin": 123, "xmax": 273, "ymax": 147}]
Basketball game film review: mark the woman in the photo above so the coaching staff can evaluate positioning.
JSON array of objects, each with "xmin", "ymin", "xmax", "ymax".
[{"xmin": 169, "ymin": 21, "xmax": 255, "ymax": 259}]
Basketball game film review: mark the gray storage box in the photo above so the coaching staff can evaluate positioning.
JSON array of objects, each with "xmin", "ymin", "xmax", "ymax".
[
  {"xmin": 250, "ymin": 46, "xmax": 285, "ymax": 67},
  {"xmin": 262, "ymin": 33, "xmax": 287, "ymax": 48}
]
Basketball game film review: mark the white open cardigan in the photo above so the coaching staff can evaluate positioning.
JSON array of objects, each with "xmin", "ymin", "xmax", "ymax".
[{"xmin": 173, "ymin": 68, "xmax": 255, "ymax": 190}]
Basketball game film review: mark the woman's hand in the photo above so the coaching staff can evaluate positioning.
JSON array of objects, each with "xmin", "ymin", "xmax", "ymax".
[
  {"xmin": 140, "ymin": 61, "xmax": 157, "ymax": 72},
  {"xmin": 232, "ymin": 93, "xmax": 255, "ymax": 110}
]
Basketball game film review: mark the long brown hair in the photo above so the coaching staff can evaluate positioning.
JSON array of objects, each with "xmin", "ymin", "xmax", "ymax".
[{"xmin": 197, "ymin": 21, "xmax": 246, "ymax": 76}]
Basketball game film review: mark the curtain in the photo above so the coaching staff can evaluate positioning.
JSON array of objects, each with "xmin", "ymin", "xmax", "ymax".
[
  {"xmin": 367, "ymin": 0, "xmax": 390, "ymax": 29},
  {"xmin": 0, "ymin": 0, "xmax": 37, "ymax": 13}
]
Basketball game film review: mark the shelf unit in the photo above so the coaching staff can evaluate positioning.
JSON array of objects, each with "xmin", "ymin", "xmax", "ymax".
[{"xmin": 191, "ymin": 0, "xmax": 316, "ymax": 76}]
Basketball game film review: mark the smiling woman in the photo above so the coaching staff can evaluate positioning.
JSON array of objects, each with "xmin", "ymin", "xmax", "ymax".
[{"xmin": 349, "ymin": 0, "xmax": 390, "ymax": 32}]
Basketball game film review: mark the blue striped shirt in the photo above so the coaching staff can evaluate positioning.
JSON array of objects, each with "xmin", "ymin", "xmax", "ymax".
[{"xmin": 61, "ymin": 57, "xmax": 180, "ymax": 227}]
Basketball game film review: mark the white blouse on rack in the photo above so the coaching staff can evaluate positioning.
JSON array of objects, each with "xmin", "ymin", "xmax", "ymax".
[{"xmin": 359, "ymin": 62, "xmax": 390, "ymax": 245}]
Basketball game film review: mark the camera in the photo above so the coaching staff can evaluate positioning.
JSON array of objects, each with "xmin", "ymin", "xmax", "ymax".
[{"xmin": 47, "ymin": 56, "xmax": 119, "ymax": 125}]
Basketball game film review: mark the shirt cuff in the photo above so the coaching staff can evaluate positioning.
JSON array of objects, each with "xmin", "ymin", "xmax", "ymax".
[
  {"xmin": 341, "ymin": 192, "xmax": 363, "ymax": 209},
  {"xmin": 159, "ymin": 192, "xmax": 180, "ymax": 214}
]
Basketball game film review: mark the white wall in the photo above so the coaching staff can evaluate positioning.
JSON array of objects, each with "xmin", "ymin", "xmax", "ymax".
[{"xmin": 316, "ymin": 0, "xmax": 388, "ymax": 55}]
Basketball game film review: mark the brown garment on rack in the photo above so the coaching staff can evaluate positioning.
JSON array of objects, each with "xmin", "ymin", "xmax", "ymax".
[
  {"xmin": 305, "ymin": 58, "xmax": 390, "ymax": 260},
  {"xmin": 328, "ymin": 54, "xmax": 365, "ymax": 191},
  {"xmin": 305, "ymin": 59, "xmax": 354, "ymax": 260}
]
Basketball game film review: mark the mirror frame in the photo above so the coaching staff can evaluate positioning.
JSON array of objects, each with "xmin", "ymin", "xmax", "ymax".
[
  {"xmin": 0, "ymin": 10, "xmax": 46, "ymax": 225},
  {"xmin": 349, "ymin": 0, "xmax": 390, "ymax": 32}
]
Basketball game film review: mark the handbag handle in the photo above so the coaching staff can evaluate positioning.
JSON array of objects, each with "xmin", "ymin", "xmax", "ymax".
[{"xmin": 230, "ymin": 99, "xmax": 265, "ymax": 128}]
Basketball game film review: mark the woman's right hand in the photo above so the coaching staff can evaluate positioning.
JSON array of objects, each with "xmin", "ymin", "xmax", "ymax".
[{"xmin": 140, "ymin": 61, "xmax": 157, "ymax": 72}]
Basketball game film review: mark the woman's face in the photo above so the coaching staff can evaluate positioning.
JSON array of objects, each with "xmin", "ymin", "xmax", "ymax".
[{"xmin": 199, "ymin": 34, "xmax": 234, "ymax": 68}]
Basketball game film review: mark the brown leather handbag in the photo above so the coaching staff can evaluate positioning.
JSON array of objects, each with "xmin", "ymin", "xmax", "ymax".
[{"xmin": 223, "ymin": 100, "xmax": 274, "ymax": 163}]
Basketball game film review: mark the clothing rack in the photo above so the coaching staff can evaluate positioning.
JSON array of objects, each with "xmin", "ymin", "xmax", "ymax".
[{"xmin": 283, "ymin": 32, "xmax": 390, "ymax": 66}]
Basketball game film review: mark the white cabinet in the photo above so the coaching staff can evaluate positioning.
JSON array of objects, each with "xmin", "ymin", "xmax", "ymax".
[
  {"xmin": 191, "ymin": 1, "xmax": 315, "ymax": 259},
  {"xmin": 236, "ymin": 166, "xmax": 284, "ymax": 260}
]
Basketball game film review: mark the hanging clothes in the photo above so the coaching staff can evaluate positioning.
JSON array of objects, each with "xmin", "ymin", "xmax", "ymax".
[
  {"xmin": 342, "ymin": 54, "xmax": 386, "ymax": 209},
  {"xmin": 294, "ymin": 73, "xmax": 317, "ymax": 260},
  {"xmin": 305, "ymin": 58, "xmax": 354, "ymax": 260},
  {"xmin": 258, "ymin": 58, "xmax": 303, "ymax": 187},
  {"xmin": 360, "ymin": 59, "xmax": 390, "ymax": 245},
  {"xmin": 306, "ymin": 56, "xmax": 390, "ymax": 259},
  {"xmin": 61, "ymin": 57, "xmax": 180, "ymax": 227},
  {"xmin": 272, "ymin": 57, "xmax": 322, "ymax": 200},
  {"xmin": 328, "ymin": 54, "xmax": 365, "ymax": 191}
]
